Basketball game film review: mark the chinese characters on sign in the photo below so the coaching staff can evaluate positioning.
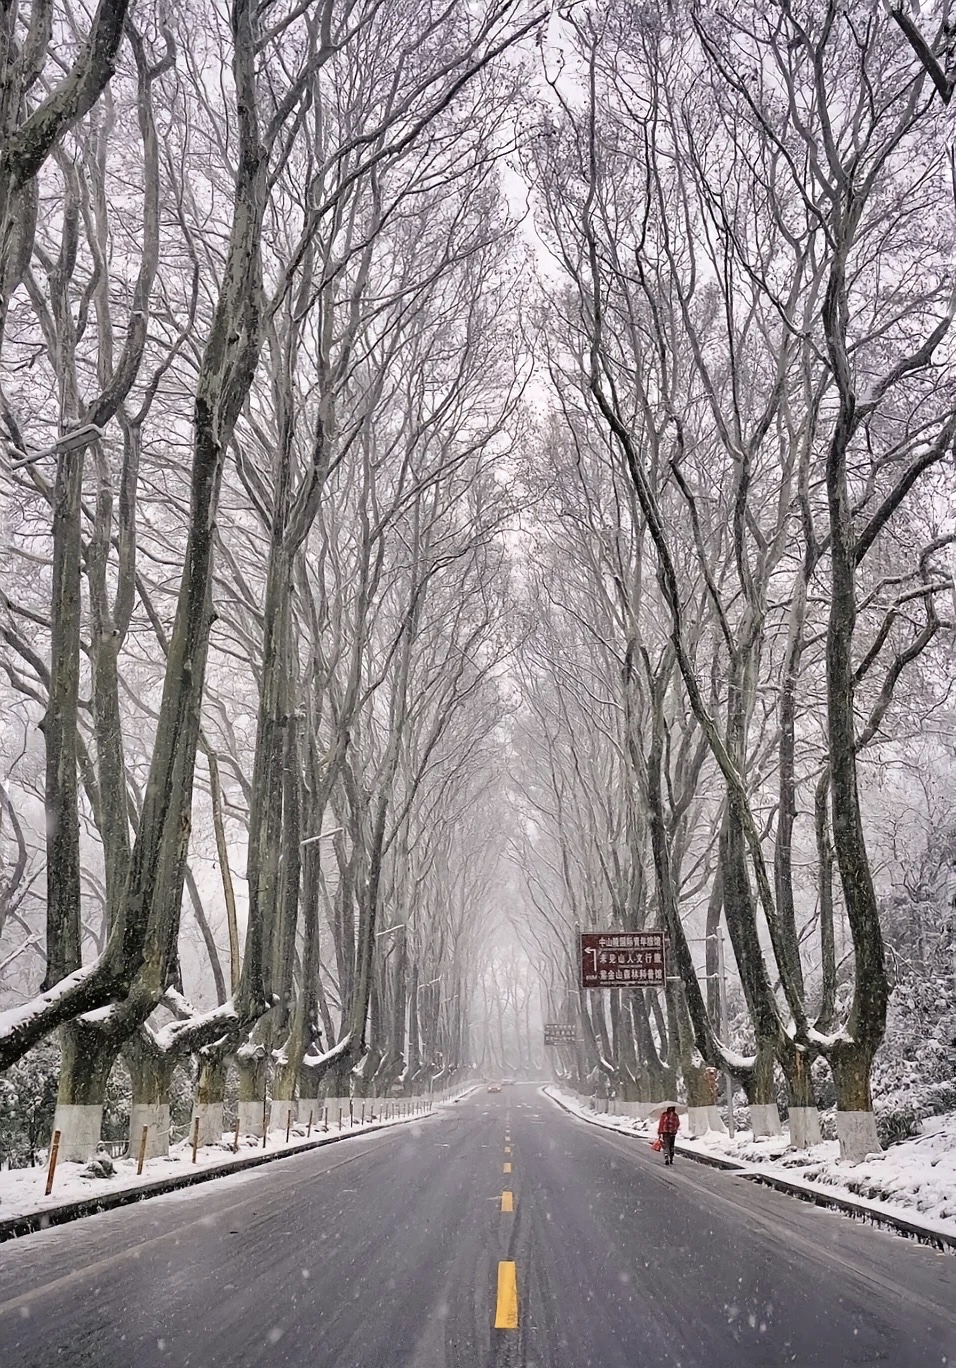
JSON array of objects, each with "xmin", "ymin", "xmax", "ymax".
[
  {"xmin": 579, "ymin": 931, "xmax": 667, "ymax": 989},
  {"xmin": 543, "ymin": 1023, "xmax": 577, "ymax": 1046}
]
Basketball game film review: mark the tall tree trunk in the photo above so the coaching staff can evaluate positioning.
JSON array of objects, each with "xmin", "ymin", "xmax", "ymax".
[
  {"xmin": 125, "ymin": 1033, "xmax": 176, "ymax": 1159},
  {"xmin": 53, "ymin": 1021, "xmax": 119, "ymax": 1161},
  {"xmin": 192, "ymin": 1048, "xmax": 228, "ymax": 1147},
  {"xmin": 822, "ymin": 257, "xmax": 888, "ymax": 1160}
]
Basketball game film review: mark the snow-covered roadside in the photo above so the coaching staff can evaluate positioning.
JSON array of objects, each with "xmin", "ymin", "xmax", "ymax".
[
  {"xmin": 0, "ymin": 1087, "xmax": 477, "ymax": 1231},
  {"xmin": 543, "ymin": 1087, "xmax": 956, "ymax": 1246}
]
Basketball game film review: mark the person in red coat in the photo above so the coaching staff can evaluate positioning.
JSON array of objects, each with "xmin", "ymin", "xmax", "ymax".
[{"xmin": 658, "ymin": 1105, "xmax": 680, "ymax": 1165}]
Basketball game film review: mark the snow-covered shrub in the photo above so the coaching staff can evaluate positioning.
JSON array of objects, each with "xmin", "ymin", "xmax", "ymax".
[
  {"xmin": 872, "ymin": 837, "xmax": 956, "ymax": 1140},
  {"xmin": 102, "ymin": 1056, "xmax": 133, "ymax": 1144},
  {"xmin": 0, "ymin": 1039, "xmax": 59, "ymax": 1167},
  {"xmin": 169, "ymin": 1063, "xmax": 196, "ymax": 1139},
  {"xmin": 874, "ymin": 1099, "xmax": 921, "ymax": 1147}
]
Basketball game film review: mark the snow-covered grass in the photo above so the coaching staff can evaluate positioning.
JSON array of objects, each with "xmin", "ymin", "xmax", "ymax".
[
  {"xmin": 544, "ymin": 1087, "xmax": 956, "ymax": 1243},
  {"xmin": 0, "ymin": 1089, "xmax": 476, "ymax": 1228}
]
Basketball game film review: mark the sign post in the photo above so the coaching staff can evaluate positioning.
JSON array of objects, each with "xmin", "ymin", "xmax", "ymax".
[
  {"xmin": 716, "ymin": 928, "xmax": 736, "ymax": 1137},
  {"xmin": 579, "ymin": 931, "xmax": 667, "ymax": 989},
  {"xmin": 543, "ymin": 1023, "xmax": 577, "ymax": 1046}
]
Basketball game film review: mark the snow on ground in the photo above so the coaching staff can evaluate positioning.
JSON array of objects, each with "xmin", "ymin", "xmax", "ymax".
[
  {"xmin": 0, "ymin": 1089, "xmax": 476, "ymax": 1226},
  {"xmin": 545, "ymin": 1087, "xmax": 956, "ymax": 1243}
]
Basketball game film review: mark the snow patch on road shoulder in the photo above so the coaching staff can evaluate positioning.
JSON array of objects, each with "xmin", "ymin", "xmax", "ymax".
[
  {"xmin": 0, "ymin": 1088, "xmax": 474, "ymax": 1229},
  {"xmin": 543, "ymin": 1087, "xmax": 956, "ymax": 1243}
]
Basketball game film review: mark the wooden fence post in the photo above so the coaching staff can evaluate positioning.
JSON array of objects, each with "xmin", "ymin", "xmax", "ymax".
[{"xmin": 44, "ymin": 1131, "xmax": 61, "ymax": 1196}]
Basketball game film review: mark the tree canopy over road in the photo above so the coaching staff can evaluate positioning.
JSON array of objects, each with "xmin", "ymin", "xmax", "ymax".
[{"xmin": 2, "ymin": 0, "xmax": 955, "ymax": 1167}]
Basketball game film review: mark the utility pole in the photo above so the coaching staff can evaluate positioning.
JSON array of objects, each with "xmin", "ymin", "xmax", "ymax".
[{"xmin": 716, "ymin": 930, "xmax": 736, "ymax": 1138}]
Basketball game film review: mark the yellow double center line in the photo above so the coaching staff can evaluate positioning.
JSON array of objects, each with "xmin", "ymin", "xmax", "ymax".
[{"xmin": 496, "ymin": 1120, "xmax": 518, "ymax": 1330}]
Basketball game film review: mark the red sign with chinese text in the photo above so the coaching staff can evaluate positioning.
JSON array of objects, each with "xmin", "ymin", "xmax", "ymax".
[{"xmin": 579, "ymin": 931, "xmax": 666, "ymax": 989}]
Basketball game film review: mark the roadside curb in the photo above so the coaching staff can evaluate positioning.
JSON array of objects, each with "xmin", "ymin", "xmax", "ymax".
[
  {"xmin": 542, "ymin": 1087, "xmax": 956, "ymax": 1254},
  {"xmin": 673, "ymin": 1143, "xmax": 745, "ymax": 1172},
  {"xmin": 736, "ymin": 1169, "xmax": 956, "ymax": 1253},
  {"xmin": 0, "ymin": 1093, "xmax": 473, "ymax": 1245}
]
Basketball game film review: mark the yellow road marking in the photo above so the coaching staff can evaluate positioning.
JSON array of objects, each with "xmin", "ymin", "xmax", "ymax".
[
  {"xmin": 501, "ymin": 1190, "xmax": 514, "ymax": 1212},
  {"xmin": 495, "ymin": 1260, "xmax": 519, "ymax": 1329},
  {"xmin": 503, "ymin": 1161, "xmax": 511, "ymax": 1173}
]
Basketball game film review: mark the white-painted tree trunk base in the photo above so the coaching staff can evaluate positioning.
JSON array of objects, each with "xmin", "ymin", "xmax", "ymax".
[
  {"xmin": 270, "ymin": 1099, "xmax": 295, "ymax": 1134},
  {"xmin": 192, "ymin": 1102, "xmax": 224, "ymax": 1148},
  {"xmin": 325, "ymin": 1097, "xmax": 350, "ymax": 1127},
  {"xmin": 685, "ymin": 1106, "xmax": 709, "ymax": 1137},
  {"xmin": 788, "ymin": 1106, "xmax": 822, "ymax": 1150},
  {"xmin": 237, "ymin": 1101, "xmax": 264, "ymax": 1137},
  {"xmin": 296, "ymin": 1099, "xmax": 320, "ymax": 1127},
  {"xmin": 836, "ymin": 1110, "xmax": 881, "ymax": 1162},
  {"xmin": 704, "ymin": 1105, "xmax": 727, "ymax": 1134},
  {"xmin": 52, "ymin": 1104, "xmax": 103, "ymax": 1163},
  {"xmin": 129, "ymin": 1103, "xmax": 170, "ymax": 1159},
  {"xmin": 749, "ymin": 1102, "xmax": 783, "ymax": 1137}
]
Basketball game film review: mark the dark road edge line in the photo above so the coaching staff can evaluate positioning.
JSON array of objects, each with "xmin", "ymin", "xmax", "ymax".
[
  {"xmin": 737, "ymin": 1170, "xmax": 956, "ymax": 1253},
  {"xmin": 0, "ymin": 1105, "xmax": 456, "ymax": 1246},
  {"xmin": 541, "ymin": 1087, "xmax": 956, "ymax": 1255}
]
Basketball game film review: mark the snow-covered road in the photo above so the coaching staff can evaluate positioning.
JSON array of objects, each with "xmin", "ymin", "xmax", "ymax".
[{"xmin": 0, "ymin": 1084, "xmax": 953, "ymax": 1367}]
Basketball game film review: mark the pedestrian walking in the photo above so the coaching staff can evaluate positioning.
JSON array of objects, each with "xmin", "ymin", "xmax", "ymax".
[{"xmin": 658, "ymin": 1104, "xmax": 680, "ymax": 1165}]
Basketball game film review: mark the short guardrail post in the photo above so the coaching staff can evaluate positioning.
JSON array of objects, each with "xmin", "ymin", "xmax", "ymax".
[
  {"xmin": 44, "ymin": 1130, "xmax": 61, "ymax": 1196},
  {"xmin": 233, "ymin": 1116, "xmax": 241, "ymax": 1153},
  {"xmin": 285, "ymin": 1111, "xmax": 292, "ymax": 1145},
  {"xmin": 137, "ymin": 1125, "xmax": 149, "ymax": 1176},
  {"xmin": 307, "ymin": 1109, "xmax": 314, "ymax": 1138},
  {"xmin": 191, "ymin": 1116, "xmax": 200, "ymax": 1164}
]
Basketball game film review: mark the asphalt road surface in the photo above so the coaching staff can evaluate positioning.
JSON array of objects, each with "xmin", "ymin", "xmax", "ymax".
[{"xmin": 1, "ymin": 1085, "xmax": 954, "ymax": 1367}]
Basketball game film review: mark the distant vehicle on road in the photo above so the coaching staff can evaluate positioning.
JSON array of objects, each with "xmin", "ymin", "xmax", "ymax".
[
  {"xmin": 501, "ymin": 1079, "xmax": 515, "ymax": 1087},
  {"xmin": 487, "ymin": 1083, "xmax": 502, "ymax": 1093}
]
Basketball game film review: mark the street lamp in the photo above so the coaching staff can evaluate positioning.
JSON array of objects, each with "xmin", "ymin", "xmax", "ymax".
[
  {"xmin": 6, "ymin": 423, "xmax": 105, "ymax": 471},
  {"xmin": 299, "ymin": 827, "xmax": 344, "ymax": 846}
]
